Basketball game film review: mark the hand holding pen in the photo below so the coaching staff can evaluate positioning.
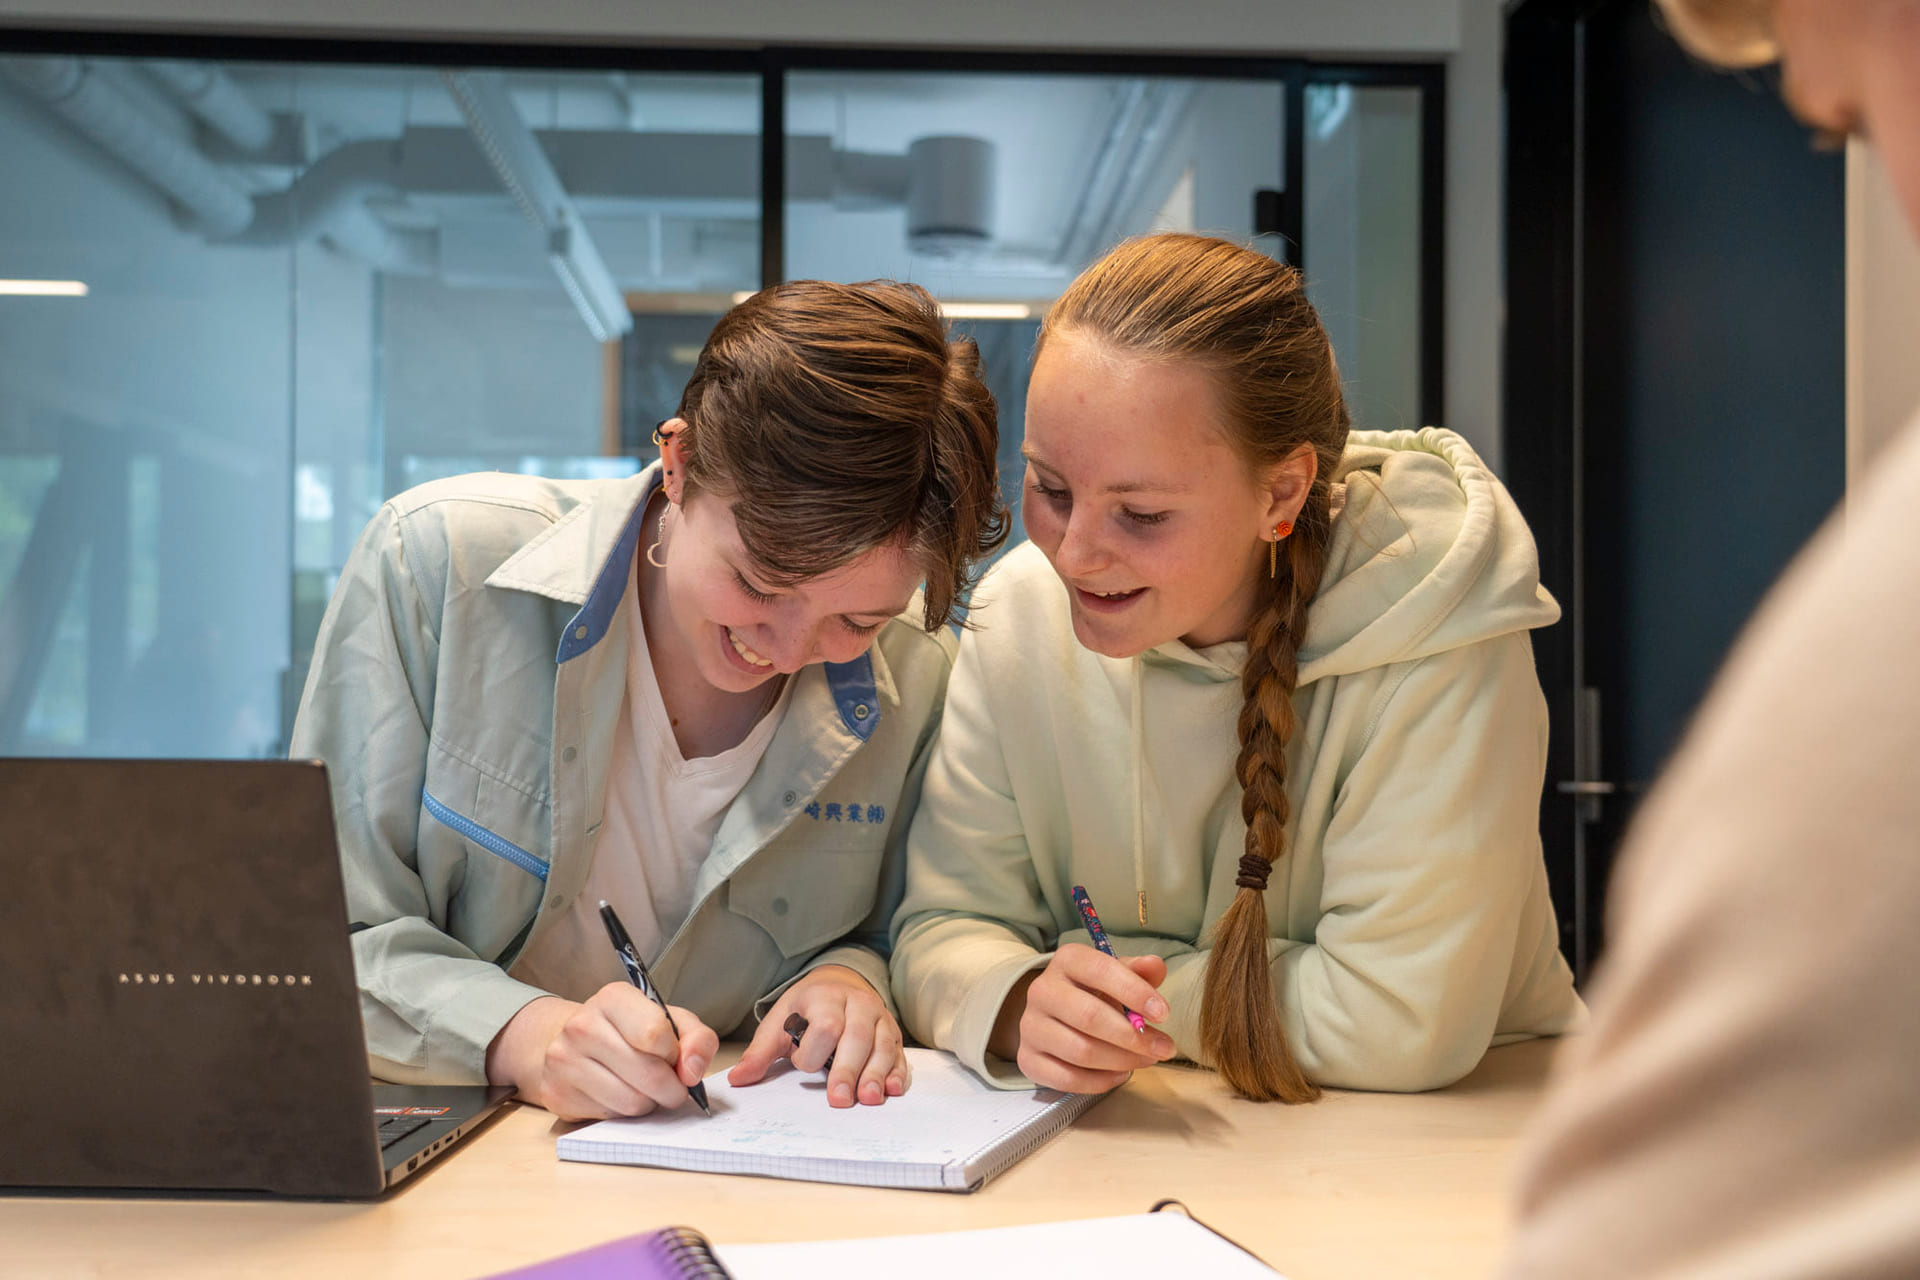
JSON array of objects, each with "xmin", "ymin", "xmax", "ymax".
[
  {"xmin": 598, "ymin": 901, "xmax": 713, "ymax": 1116},
  {"xmin": 997, "ymin": 884, "xmax": 1177, "ymax": 1095},
  {"xmin": 1071, "ymin": 886, "xmax": 1150, "ymax": 1033},
  {"xmin": 482, "ymin": 910, "xmax": 718, "ymax": 1123}
]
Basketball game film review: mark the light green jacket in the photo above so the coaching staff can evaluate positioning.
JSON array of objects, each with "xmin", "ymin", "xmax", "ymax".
[
  {"xmin": 892, "ymin": 429, "xmax": 1585, "ymax": 1093},
  {"xmin": 290, "ymin": 464, "xmax": 955, "ymax": 1085}
]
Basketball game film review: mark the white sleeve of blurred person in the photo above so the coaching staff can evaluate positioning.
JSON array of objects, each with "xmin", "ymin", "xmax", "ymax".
[{"xmin": 1500, "ymin": 2, "xmax": 1920, "ymax": 1277}]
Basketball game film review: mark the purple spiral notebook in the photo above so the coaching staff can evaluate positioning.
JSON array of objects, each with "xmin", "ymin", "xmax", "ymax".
[{"xmin": 486, "ymin": 1228, "xmax": 733, "ymax": 1279}]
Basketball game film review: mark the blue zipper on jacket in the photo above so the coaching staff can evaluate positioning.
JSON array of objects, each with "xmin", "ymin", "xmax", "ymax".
[{"xmin": 421, "ymin": 790, "xmax": 550, "ymax": 883}]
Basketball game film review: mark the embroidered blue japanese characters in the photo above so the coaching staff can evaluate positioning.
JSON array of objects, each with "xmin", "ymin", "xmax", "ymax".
[{"xmin": 802, "ymin": 801, "xmax": 887, "ymax": 824}]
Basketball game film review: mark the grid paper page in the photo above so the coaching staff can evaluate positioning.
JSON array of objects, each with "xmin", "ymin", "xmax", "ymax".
[
  {"xmin": 715, "ymin": 1213, "xmax": 1286, "ymax": 1277},
  {"xmin": 556, "ymin": 1047, "xmax": 1094, "ymax": 1191}
]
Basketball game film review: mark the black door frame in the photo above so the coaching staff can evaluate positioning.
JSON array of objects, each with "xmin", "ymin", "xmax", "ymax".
[
  {"xmin": 1504, "ymin": 0, "xmax": 1594, "ymax": 977},
  {"xmin": 1503, "ymin": 0, "xmax": 1845, "ymax": 981}
]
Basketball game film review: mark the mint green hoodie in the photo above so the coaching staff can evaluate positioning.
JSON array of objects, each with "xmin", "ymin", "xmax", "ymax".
[{"xmin": 891, "ymin": 428, "xmax": 1584, "ymax": 1092}]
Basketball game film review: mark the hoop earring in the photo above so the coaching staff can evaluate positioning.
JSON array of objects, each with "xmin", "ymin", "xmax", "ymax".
[{"xmin": 646, "ymin": 511, "xmax": 669, "ymax": 569}]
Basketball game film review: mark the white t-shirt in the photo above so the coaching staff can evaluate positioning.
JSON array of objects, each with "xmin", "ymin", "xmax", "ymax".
[{"xmin": 509, "ymin": 559, "xmax": 792, "ymax": 1003}]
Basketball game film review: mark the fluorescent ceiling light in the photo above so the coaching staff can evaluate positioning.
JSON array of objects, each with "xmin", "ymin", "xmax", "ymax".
[
  {"xmin": 940, "ymin": 302, "xmax": 1032, "ymax": 320},
  {"xmin": 444, "ymin": 71, "xmax": 631, "ymax": 344},
  {"xmin": 0, "ymin": 279, "xmax": 88, "ymax": 297}
]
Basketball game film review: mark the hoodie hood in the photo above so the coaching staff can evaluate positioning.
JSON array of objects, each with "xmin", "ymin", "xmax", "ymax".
[
  {"xmin": 1136, "ymin": 427, "xmax": 1558, "ymax": 688},
  {"xmin": 1298, "ymin": 428, "xmax": 1560, "ymax": 681},
  {"xmin": 1119, "ymin": 428, "xmax": 1556, "ymax": 925}
]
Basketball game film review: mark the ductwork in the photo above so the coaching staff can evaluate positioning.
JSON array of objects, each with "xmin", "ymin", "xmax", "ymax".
[
  {"xmin": 0, "ymin": 55, "xmax": 254, "ymax": 237},
  {"xmin": 231, "ymin": 136, "xmax": 435, "ymax": 274},
  {"xmin": 318, "ymin": 202, "xmax": 437, "ymax": 278},
  {"xmin": 143, "ymin": 60, "xmax": 273, "ymax": 155},
  {"xmin": 2, "ymin": 54, "xmax": 1005, "ymax": 300},
  {"xmin": 906, "ymin": 136, "xmax": 995, "ymax": 258},
  {"xmin": 821, "ymin": 137, "xmax": 998, "ymax": 255}
]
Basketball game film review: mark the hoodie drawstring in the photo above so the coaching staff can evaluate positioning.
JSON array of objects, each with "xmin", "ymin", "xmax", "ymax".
[{"xmin": 1131, "ymin": 656, "xmax": 1148, "ymax": 927}]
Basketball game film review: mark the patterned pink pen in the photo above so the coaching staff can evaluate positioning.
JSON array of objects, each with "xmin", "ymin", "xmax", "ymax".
[{"xmin": 1070, "ymin": 884, "xmax": 1150, "ymax": 1034}]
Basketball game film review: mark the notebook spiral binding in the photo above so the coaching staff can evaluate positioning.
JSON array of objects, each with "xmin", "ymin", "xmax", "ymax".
[
  {"xmin": 652, "ymin": 1226, "xmax": 735, "ymax": 1279},
  {"xmin": 953, "ymin": 1089, "xmax": 1101, "ymax": 1189}
]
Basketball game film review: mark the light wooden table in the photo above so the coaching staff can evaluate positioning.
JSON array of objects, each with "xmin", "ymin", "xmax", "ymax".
[{"xmin": 0, "ymin": 1039, "xmax": 1562, "ymax": 1280}]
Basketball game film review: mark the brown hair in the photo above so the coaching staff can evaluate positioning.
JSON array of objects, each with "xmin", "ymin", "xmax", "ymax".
[
  {"xmin": 675, "ymin": 279, "xmax": 1009, "ymax": 630},
  {"xmin": 1654, "ymin": 0, "xmax": 1780, "ymax": 66},
  {"xmin": 1039, "ymin": 233, "xmax": 1350, "ymax": 1103}
]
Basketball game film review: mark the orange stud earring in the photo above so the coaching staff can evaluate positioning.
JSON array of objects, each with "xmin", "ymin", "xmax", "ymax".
[{"xmin": 1269, "ymin": 521, "xmax": 1293, "ymax": 579}]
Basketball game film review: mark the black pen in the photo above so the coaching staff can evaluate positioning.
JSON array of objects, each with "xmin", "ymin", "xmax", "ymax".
[
  {"xmin": 783, "ymin": 1012, "xmax": 834, "ymax": 1070},
  {"xmin": 598, "ymin": 900, "xmax": 711, "ymax": 1117}
]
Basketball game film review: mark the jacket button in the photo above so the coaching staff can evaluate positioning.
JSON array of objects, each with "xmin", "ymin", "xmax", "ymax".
[
  {"xmin": 561, "ymin": 746, "xmax": 577, "ymax": 764},
  {"xmin": 574, "ymin": 625, "xmax": 588, "ymax": 640},
  {"xmin": 546, "ymin": 894, "xmax": 563, "ymax": 909},
  {"xmin": 781, "ymin": 790, "xmax": 797, "ymax": 807},
  {"xmin": 771, "ymin": 897, "xmax": 789, "ymax": 916},
  {"xmin": 853, "ymin": 703, "xmax": 870, "ymax": 721}
]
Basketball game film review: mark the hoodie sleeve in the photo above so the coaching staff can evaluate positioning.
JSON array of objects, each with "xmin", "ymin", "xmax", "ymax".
[
  {"xmin": 889, "ymin": 622, "xmax": 1057, "ymax": 1087},
  {"xmin": 1153, "ymin": 629, "xmax": 1578, "ymax": 1092}
]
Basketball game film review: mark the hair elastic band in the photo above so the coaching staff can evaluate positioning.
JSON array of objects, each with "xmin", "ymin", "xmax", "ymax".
[{"xmin": 1235, "ymin": 852, "xmax": 1273, "ymax": 892}]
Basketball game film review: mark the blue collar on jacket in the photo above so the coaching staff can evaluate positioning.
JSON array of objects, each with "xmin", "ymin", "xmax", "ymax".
[{"xmin": 546, "ymin": 464, "xmax": 881, "ymax": 743}]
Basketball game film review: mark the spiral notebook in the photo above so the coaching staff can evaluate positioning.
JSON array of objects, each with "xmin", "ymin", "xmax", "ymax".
[
  {"xmin": 487, "ymin": 1227, "xmax": 730, "ymax": 1279},
  {"xmin": 556, "ymin": 1048, "xmax": 1099, "ymax": 1192},
  {"xmin": 487, "ymin": 1212, "xmax": 1283, "ymax": 1278}
]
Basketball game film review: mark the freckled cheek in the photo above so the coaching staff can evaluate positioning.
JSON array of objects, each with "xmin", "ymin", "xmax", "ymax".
[
  {"xmin": 697, "ymin": 587, "xmax": 750, "ymax": 631},
  {"xmin": 1020, "ymin": 499, "xmax": 1063, "ymax": 552},
  {"xmin": 819, "ymin": 630, "xmax": 875, "ymax": 666},
  {"xmin": 1132, "ymin": 539, "xmax": 1203, "ymax": 595}
]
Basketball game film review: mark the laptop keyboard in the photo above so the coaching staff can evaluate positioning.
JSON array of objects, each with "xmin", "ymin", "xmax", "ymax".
[{"xmin": 377, "ymin": 1115, "xmax": 431, "ymax": 1149}]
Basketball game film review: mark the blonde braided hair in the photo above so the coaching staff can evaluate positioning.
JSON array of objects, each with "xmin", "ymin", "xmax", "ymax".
[{"xmin": 1039, "ymin": 233, "xmax": 1349, "ymax": 1102}]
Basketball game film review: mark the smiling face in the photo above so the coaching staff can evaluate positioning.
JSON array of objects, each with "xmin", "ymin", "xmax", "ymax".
[
  {"xmin": 1020, "ymin": 331, "xmax": 1312, "ymax": 658},
  {"xmin": 1774, "ymin": 0, "xmax": 1920, "ymax": 239},
  {"xmin": 650, "ymin": 433, "xmax": 921, "ymax": 695}
]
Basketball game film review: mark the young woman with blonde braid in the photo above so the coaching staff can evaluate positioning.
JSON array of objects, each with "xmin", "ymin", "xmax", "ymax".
[{"xmin": 890, "ymin": 233, "xmax": 1583, "ymax": 1100}]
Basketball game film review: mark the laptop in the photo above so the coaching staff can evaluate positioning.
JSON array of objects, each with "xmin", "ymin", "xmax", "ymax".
[{"xmin": 0, "ymin": 757, "xmax": 513, "ymax": 1197}]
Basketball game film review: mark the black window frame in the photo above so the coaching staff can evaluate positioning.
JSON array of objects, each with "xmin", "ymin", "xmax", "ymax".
[{"xmin": 0, "ymin": 27, "xmax": 1447, "ymax": 426}]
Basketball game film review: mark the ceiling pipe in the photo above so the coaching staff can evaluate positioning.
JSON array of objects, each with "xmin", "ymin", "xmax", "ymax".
[
  {"xmin": 225, "ymin": 136, "xmax": 434, "ymax": 274},
  {"xmin": 0, "ymin": 55, "xmax": 254, "ymax": 237},
  {"xmin": 143, "ymin": 60, "xmax": 273, "ymax": 155},
  {"xmin": 319, "ymin": 203, "xmax": 438, "ymax": 277}
]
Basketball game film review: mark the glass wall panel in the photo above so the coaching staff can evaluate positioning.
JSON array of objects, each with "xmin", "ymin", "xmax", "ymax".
[
  {"xmin": 2, "ymin": 46, "xmax": 1432, "ymax": 759},
  {"xmin": 0, "ymin": 53, "xmax": 759, "ymax": 757},
  {"xmin": 1304, "ymin": 82, "xmax": 1424, "ymax": 433},
  {"xmin": 784, "ymin": 71, "xmax": 1288, "ymax": 541}
]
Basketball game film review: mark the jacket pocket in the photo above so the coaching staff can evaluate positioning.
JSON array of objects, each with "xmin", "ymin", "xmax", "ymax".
[
  {"xmin": 727, "ymin": 845, "xmax": 882, "ymax": 957},
  {"xmin": 421, "ymin": 744, "xmax": 550, "ymax": 877}
]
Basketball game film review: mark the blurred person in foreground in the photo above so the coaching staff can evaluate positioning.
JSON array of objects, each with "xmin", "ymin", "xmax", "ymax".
[{"xmin": 1501, "ymin": 2, "xmax": 1920, "ymax": 1276}]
